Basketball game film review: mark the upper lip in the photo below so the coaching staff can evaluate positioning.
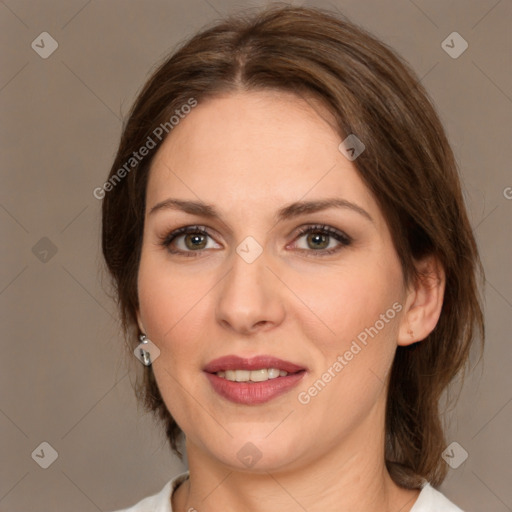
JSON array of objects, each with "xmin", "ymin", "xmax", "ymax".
[{"xmin": 203, "ymin": 355, "xmax": 306, "ymax": 374}]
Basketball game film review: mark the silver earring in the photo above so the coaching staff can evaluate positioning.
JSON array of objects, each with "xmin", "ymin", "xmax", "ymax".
[{"xmin": 138, "ymin": 334, "xmax": 152, "ymax": 366}]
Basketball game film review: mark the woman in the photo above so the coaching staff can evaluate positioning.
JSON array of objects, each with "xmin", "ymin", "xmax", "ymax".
[{"xmin": 102, "ymin": 5, "xmax": 484, "ymax": 511}]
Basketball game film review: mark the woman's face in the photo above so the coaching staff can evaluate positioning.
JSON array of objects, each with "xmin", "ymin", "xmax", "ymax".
[{"xmin": 137, "ymin": 90, "xmax": 413, "ymax": 472}]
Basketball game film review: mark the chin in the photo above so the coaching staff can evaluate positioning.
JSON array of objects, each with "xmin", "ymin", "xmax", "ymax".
[{"xmin": 206, "ymin": 434, "xmax": 305, "ymax": 473}]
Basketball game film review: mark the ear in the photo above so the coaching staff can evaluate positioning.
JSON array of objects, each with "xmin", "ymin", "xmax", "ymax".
[{"xmin": 398, "ymin": 254, "xmax": 446, "ymax": 346}]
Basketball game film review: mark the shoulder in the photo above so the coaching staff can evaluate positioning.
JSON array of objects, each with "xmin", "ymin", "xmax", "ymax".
[
  {"xmin": 411, "ymin": 482, "xmax": 464, "ymax": 512},
  {"xmin": 107, "ymin": 471, "xmax": 190, "ymax": 512}
]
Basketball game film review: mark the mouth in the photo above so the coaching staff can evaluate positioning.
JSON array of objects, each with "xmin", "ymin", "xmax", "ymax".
[
  {"xmin": 215, "ymin": 368, "xmax": 291, "ymax": 382},
  {"xmin": 203, "ymin": 355, "xmax": 307, "ymax": 405}
]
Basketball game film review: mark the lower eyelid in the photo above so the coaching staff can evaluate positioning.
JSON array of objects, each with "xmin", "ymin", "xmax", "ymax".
[{"xmin": 290, "ymin": 238, "xmax": 348, "ymax": 255}]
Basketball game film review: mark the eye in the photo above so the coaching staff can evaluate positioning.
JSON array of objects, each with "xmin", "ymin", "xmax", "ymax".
[
  {"xmin": 160, "ymin": 225, "xmax": 221, "ymax": 256},
  {"xmin": 291, "ymin": 224, "xmax": 352, "ymax": 256},
  {"xmin": 159, "ymin": 224, "xmax": 352, "ymax": 258}
]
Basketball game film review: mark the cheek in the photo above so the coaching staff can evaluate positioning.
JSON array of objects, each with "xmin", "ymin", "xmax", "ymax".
[
  {"xmin": 137, "ymin": 257, "xmax": 209, "ymax": 418},
  {"xmin": 137, "ymin": 251, "xmax": 209, "ymax": 339},
  {"xmin": 296, "ymin": 277, "xmax": 403, "ymax": 429},
  {"xmin": 290, "ymin": 257, "xmax": 403, "ymax": 353}
]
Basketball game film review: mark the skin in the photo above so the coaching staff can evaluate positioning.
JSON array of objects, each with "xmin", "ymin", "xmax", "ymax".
[{"xmin": 136, "ymin": 90, "xmax": 445, "ymax": 512}]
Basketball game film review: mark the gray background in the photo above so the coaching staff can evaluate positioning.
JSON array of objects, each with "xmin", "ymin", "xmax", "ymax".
[{"xmin": 0, "ymin": 0, "xmax": 511, "ymax": 510}]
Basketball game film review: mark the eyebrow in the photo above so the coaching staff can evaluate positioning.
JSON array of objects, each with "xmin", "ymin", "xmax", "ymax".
[{"xmin": 148, "ymin": 198, "xmax": 374, "ymax": 223}]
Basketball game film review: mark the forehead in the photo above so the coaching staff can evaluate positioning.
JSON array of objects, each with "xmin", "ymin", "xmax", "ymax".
[{"xmin": 146, "ymin": 91, "xmax": 376, "ymax": 219}]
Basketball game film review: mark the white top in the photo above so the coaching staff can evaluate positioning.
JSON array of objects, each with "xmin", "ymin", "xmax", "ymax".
[{"xmin": 109, "ymin": 471, "xmax": 464, "ymax": 512}]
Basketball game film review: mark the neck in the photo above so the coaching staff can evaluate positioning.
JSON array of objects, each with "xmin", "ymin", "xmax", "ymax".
[{"xmin": 173, "ymin": 395, "xmax": 420, "ymax": 512}]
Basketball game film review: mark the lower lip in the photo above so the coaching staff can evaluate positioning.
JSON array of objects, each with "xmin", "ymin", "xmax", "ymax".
[{"xmin": 205, "ymin": 371, "xmax": 306, "ymax": 405}]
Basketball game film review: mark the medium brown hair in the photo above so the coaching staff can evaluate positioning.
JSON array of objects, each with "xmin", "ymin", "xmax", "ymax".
[{"xmin": 101, "ymin": 4, "xmax": 484, "ymax": 488}]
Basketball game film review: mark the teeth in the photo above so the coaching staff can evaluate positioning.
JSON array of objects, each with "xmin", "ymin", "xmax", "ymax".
[
  {"xmin": 235, "ymin": 370, "xmax": 250, "ymax": 382},
  {"xmin": 267, "ymin": 368, "xmax": 280, "ymax": 379},
  {"xmin": 216, "ymin": 368, "xmax": 289, "ymax": 382}
]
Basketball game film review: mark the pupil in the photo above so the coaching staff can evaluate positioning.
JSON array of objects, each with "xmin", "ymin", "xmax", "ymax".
[
  {"xmin": 186, "ymin": 233, "xmax": 206, "ymax": 250},
  {"xmin": 308, "ymin": 232, "xmax": 328, "ymax": 249}
]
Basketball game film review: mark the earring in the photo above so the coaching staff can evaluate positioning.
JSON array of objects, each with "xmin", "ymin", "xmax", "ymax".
[
  {"xmin": 407, "ymin": 328, "xmax": 414, "ymax": 340},
  {"xmin": 138, "ymin": 334, "xmax": 152, "ymax": 366}
]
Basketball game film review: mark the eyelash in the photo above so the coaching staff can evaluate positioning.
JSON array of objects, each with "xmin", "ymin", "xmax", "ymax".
[
  {"xmin": 293, "ymin": 225, "xmax": 352, "ymax": 256},
  {"xmin": 159, "ymin": 224, "xmax": 352, "ymax": 258}
]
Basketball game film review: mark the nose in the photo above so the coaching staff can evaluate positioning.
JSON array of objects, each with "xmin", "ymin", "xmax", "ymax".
[{"xmin": 215, "ymin": 246, "xmax": 286, "ymax": 335}]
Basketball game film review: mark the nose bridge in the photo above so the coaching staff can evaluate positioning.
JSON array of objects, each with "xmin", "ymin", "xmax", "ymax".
[{"xmin": 215, "ymin": 242, "xmax": 285, "ymax": 333}]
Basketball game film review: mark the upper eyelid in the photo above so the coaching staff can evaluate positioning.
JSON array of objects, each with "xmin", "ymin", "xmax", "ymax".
[{"xmin": 166, "ymin": 223, "xmax": 343, "ymax": 238}]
